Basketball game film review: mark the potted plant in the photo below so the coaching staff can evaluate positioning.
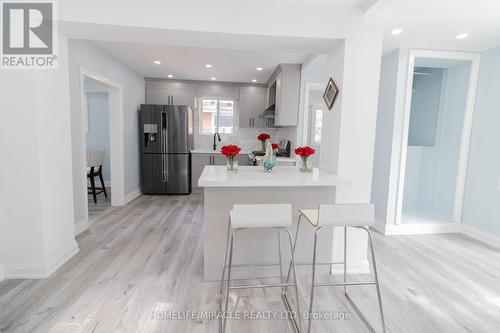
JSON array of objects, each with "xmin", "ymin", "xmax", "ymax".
[
  {"xmin": 220, "ymin": 144, "xmax": 241, "ymax": 171},
  {"xmin": 257, "ymin": 133, "xmax": 271, "ymax": 152},
  {"xmin": 294, "ymin": 146, "xmax": 316, "ymax": 172}
]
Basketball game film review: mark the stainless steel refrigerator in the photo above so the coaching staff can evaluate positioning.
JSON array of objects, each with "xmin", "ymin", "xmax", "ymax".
[{"xmin": 140, "ymin": 104, "xmax": 193, "ymax": 194}]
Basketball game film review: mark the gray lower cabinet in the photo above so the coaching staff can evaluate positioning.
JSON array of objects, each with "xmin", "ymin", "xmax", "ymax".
[
  {"xmin": 191, "ymin": 154, "xmax": 211, "ymax": 190},
  {"xmin": 191, "ymin": 153, "xmax": 251, "ymax": 190}
]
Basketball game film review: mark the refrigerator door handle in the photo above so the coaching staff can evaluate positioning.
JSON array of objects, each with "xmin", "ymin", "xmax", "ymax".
[{"xmin": 161, "ymin": 111, "xmax": 168, "ymax": 182}]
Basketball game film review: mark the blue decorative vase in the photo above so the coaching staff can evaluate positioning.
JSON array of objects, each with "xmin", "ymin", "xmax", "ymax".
[{"xmin": 263, "ymin": 158, "xmax": 277, "ymax": 172}]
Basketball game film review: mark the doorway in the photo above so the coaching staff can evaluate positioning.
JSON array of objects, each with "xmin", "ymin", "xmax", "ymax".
[
  {"xmin": 303, "ymin": 83, "xmax": 325, "ymax": 167},
  {"xmin": 84, "ymin": 78, "xmax": 112, "ymax": 219},
  {"xmin": 79, "ymin": 68, "xmax": 125, "ymax": 225},
  {"xmin": 395, "ymin": 50, "xmax": 481, "ymax": 229}
]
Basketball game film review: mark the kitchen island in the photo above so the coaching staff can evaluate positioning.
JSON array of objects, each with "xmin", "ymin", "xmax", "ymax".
[{"xmin": 198, "ymin": 165, "xmax": 350, "ymax": 281}]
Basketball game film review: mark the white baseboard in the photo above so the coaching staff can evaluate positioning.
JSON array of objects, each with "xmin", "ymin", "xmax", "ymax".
[
  {"xmin": 372, "ymin": 220, "xmax": 388, "ymax": 234},
  {"xmin": 373, "ymin": 221, "xmax": 460, "ymax": 235},
  {"xmin": 124, "ymin": 188, "xmax": 141, "ymax": 205},
  {"xmin": 4, "ymin": 241, "xmax": 79, "ymax": 279},
  {"xmin": 331, "ymin": 259, "xmax": 370, "ymax": 275},
  {"xmin": 461, "ymin": 224, "xmax": 500, "ymax": 249},
  {"xmin": 75, "ymin": 219, "xmax": 89, "ymax": 236},
  {"xmin": 45, "ymin": 240, "xmax": 80, "ymax": 277}
]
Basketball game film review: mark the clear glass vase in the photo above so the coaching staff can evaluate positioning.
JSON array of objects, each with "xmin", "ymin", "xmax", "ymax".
[
  {"xmin": 299, "ymin": 157, "xmax": 312, "ymax": 172},
  {"xmin": 261, "ymin": 140, "xmax": 267, "ymax": 152},
  {"xmin": 227, "ymin": 158, "xmax": 238, "ymax": 171}
]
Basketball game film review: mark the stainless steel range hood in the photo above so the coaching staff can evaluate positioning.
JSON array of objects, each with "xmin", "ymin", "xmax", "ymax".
[{"xmin": 259, "ymin": 103, "xmax": 275, "ymax": 127}]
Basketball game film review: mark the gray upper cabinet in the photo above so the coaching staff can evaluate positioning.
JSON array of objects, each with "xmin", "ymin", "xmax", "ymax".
[
  {"xmin": 146, "ymin": 80, "xmax": 195, "ymax": 107},
  {"xmin": 238, "ymin": 87, "xmax": 267, "ymax": 128},
  {"xmin": 146, "ymin": 86, "xmax": 169, "ymax": 105},
  {"xmin": 267, "ymin": 64, "xmax": 301, "ymax": 127}
]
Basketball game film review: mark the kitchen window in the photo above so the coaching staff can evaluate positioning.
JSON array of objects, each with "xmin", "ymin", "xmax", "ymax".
[{"xmin": 200, "ymin": 99, "xmax": 234, "ymax": 134}]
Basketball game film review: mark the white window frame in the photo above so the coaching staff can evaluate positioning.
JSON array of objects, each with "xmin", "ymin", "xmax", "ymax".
[{"xmin": 199, "ymin": 98, "xmax": 235, "ymax": 135}]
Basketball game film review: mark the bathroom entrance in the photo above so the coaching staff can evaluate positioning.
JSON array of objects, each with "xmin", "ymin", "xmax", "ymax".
[{"xmin": 396, "ymin": 50, "xmax": 480, "ymax": 228}]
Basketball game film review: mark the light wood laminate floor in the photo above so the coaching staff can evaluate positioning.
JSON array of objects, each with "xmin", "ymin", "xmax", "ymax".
[{"xmin": 1, "ymin": 194, "xmax": 500, "ymax": 332}]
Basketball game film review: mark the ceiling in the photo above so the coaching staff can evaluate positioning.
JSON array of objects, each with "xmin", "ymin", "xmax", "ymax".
[
  {"xmin": 93, "ymin": 40, "xmax": 331, "ymax": 83},
  {"xmin": 380, "ymin": 0, "xmax": 500, "ymax": 53},
  {"xmin": 68, "ymin": 0, "xmax": 500, "ymax": 83}
]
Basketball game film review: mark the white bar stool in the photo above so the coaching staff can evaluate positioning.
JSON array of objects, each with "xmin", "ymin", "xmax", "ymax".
[
  {"xmin": 289, "ymin": 204, "xmax": 386, "ymax": 333},
  {"xmin": 218, "ymin": 204, "xmax": 301, "ymax": 333}
]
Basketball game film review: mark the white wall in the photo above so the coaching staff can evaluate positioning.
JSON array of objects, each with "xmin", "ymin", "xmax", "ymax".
[
  {"xmin": 371, "ymin": 48, "xmax": 416, "ymax": 226},
  {"xmin": 0, "ymin": 34, "xmax": 78, "ymax": 278},
  {"xmin": 372, "ymin": 50, "xmax": 401, "ymax": 224},
  {"xmin": 462, "ymin": 46, "xmax": 500, "ymax": 237},
  {"xmin": 59, "ymin": 0, "xmax": 361, "ymax": 40},
  {"xmin": 68, "ymin": 40, "xmax": 145, "ymax": 225},
  {"xmin": 319, "ymin": 18, "xmax": 384, "ymax": 270}
]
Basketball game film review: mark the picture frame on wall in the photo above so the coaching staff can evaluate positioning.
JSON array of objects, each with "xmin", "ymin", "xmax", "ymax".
[{"xmin": 323, "ymin": 77, "xmax": 339, "ymax": 110}]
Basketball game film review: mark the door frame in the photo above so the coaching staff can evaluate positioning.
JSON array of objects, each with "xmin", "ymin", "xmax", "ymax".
[
  {"xmin": 300, "ymin": 82, "xmax": 325, "ymax": 146},
  {"xmin": 394, "ymin": 49, "xmax": 481, "ymax": 230},
  {"xmin": 79, "ymin": 67, "xmax": 125, "ymax": 225}
]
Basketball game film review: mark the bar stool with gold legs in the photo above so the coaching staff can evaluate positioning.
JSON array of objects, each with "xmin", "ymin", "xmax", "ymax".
[
  {"xmin": 218, "ymin": 204, "xmax": 301, "ymax": 333},
  {"xmin": 286, "ymin": 203, "xmax": 386, "ymax": 333}
]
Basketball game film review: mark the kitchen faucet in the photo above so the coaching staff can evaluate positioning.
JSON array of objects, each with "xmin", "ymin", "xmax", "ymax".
[{"xmin": 213, "ymin": 132, "xmax": 221, "ymax": 151}]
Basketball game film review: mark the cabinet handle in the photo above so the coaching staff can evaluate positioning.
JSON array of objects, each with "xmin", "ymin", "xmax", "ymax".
[
  {"xmin": 249, "ymin": 118, "xmax": 251, "ymax": 127},
  {"xmin": 252, "ymin": 118, "xmax": 255, "ymax": 127},
  {"xmin": 171, "ymin": 95, "xmax": 174, "ymax": 105}
]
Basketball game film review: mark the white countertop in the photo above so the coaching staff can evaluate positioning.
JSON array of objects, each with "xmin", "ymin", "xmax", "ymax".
[
  {"xmin": 254, "ymin": 156, "xmax": 296, "ymax": 163},
  {"xmin": 198, "ymin": 166, "xmax": 347, "ymax": 187}
]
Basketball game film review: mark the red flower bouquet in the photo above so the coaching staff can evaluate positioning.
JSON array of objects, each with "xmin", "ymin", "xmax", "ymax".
[
  {"xmin": 257, "ymin": 133, "xmax": 271, "ymax": 152},
  {"xmin": 271, "ymin": 143, "xmax": 279, "ymax": 150},
  {"xmin": 294, "ymin": 146, "xmax": 316, "ymax": 171},
  {"xmin": 257, "ymin": 133, "xmax": 271, "ymax": 141},
  {"xmin": 220, "ymin": 144, "xmax": 241, "ymax": 171}
]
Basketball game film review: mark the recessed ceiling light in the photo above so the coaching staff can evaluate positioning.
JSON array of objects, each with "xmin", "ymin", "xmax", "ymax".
[
  {"xmin": 251, "ymin": 79, "xmax": 257, "ymax": 82},
  {"xmin": 205, "ymin": 64, "xmax": 212, "ymax": 68},
  {"xmin": 154, "ymin": 60, "xmax": 161, "ymax": 65},
  {"xmin": 211, "ymin": 77, "xmax": 217, "ymax": 81},
  {"xmin": 167, "ymin": 74, "xmax": 173, "ymax": 78},
  {"xmin": 256, "ymin": 67, "xmax": 263, "ymax": 71},
  {"xmin": 456, "ymin": 33, "xmax": 468, "ymax": 40},
  {"xmin": 391, "ymin": 28, "xmax": 402, "ymax": 35}
]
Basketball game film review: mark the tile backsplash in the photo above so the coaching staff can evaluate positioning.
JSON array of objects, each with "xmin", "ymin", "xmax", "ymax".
[{"xmin": 194, "ymin": 126, "xmax": 297, "ymax": 152}]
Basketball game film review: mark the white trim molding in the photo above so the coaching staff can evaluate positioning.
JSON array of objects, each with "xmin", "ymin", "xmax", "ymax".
[
  {"xmin": 79, "ymin": 67, "xmax": 126, "ymax": 230},
  {"xmin": 4, "ymin": 241, "xmax": 79, "ymax": 279},
  {"xmin": 75, "ymin": 220, "xmax": 90, "ymax": 236},
  {"xmin": 393, "ymin": 49, "xmax": 481, "ymax": 231},
  {"xmin": 373, "ymin": 221, "xmax": 461, "ymax": 235},
  {"xmin": 461, "ymin": 224, "xmax": 500, "ymax": 249},
  {"xmin": 331, "ymin": 259, "xmax": 370, "ymax": 275},
  {"xmin": 124, "ymin": 188, "xmax": 142, "ymax": 205}
]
